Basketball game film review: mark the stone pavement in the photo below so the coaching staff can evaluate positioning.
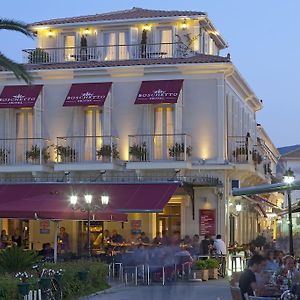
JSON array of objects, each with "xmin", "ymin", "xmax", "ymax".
[{"xmin": 83, "ymin": 279, "xmax": 232, "ymax": 300}]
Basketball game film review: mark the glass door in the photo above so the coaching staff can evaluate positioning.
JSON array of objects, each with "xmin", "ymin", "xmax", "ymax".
[
  {"xmin": 63, "ymin": 34, "xmax": 76, "ymax": 61},
  {"xmin": 103, "ymin": 31, "xmax": 129, "ymax": 61},
  {"xmin": 158, "ymin": 28, "xmax": 173, "ymax": 57}
]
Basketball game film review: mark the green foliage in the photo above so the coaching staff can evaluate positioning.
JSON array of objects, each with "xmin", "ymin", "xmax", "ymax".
[
  {"xmin": 193, "ymin": 260, "xmax": 208, "ymax": 270},
  {"xmin": 0, "ymin": 246, "xmax": 39, "ymax": 274},
  {"xmin": 205, "ymin": 258, "xmax": 219, "ymax": 269},
  {"xmin": 25, "ymin": 145, "xmax": 50, "ymax": 163},
  {"xmin": 56, "ymin": 145, "xmax": 77, "ymax": 163},
  {"xmin": 129, "ymin": 142, "xmax": 148, "ymax": 161},
  {"xmin": 28, "ymin": 48, "xmax": 49, "ymax": 64},
  {"xmin": 0, "ymin": 275, "xmax": 19, "ymax": 299},
  {"xmin": 96, "ymin": 144, "xmax": 120, "ymax": 160},
  {"xmin": 45, "ymin": 260, "xmax": 109, "ymax": 299},
  {"xmin": 168, "ymin": 142, "xmax": 192, "ymax": 159}
]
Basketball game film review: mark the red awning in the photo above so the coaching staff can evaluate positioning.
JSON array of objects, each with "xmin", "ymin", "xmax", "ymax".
[
  {"xmin": 63, "ymin": 82, "xmax": 112, "ymax": 107},
  {"xmin": 0, "ymin": 85, "xmax": 43, "ymax": 108},
  {"xmin": 0, "ymin": 183, "xmax": 178, "ymax": 220},
  {"xmin": 135, "ymin": 80, "xmax": 183, "ymax": 104}
]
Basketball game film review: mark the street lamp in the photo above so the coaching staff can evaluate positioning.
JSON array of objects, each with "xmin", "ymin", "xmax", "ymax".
[
  {"xmin": 69, "ymin": 193, "xmax": 109, "ymax": 258},
  {"xmin": 283, "ymin": 168, "xmax": 295, "ymax": 256}
]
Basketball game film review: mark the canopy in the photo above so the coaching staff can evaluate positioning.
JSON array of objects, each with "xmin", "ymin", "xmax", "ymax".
[
  {"xmin": 63, "ymin": 82, "xmax": 112, "ymax": 107},
  {"xmin": 0, "ymin": 85, "xmax": 43, "ymax": 108},
  {"xmin": 135, "ymin": 80, "xmax": 183, "ymax": 104},
  {"xmin": 0, "ymin": 182, "xmax": 179, "ymax": 220}
]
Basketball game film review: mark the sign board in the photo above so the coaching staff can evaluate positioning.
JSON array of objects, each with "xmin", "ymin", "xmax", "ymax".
[
  {"xmin": 130, "ymin": 220, "xmax": 142, "ymax": 235},
  {"xmin": 199, "ymin": 209, "xmax": 216, "ymax": 235},
  {"xmin": 39, "ymin": 220, "xmax": 50, "ymax": 234}
]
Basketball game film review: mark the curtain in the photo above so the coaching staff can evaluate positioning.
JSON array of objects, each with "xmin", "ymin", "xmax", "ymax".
[
  {"xmin": 154, "ymin": 107, "xmax": 163, "ymax": 160},
  {"xmin": 119, "ymin": 31, "xmax": 129, "ymax": 60},
  {"xmin": 160, "ymin": 29, "xmax": 172, "ymax": 57},
  {"xmin": 103, "ymin": 32, "xmax": 116, "ymax": 61}
]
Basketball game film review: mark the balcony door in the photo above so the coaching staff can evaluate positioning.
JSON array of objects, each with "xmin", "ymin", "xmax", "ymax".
[
  {"xmin": 63, "ymin": 34, "xmax": 76, "ymax": 61},
  {"xmin": 157, "ymin": 28, "xmax": 173, "ymax": 58},
  {"xmin": 103, "ymin": 31, "xmax": 129, "ymax": 61},
  {"xmin": 84, "ymin": 107, "xmax": 103, "ymax": 161},
  {"xmin": 153, "ymin": 105, "xmax": 174, "ymax": 160},
  {"xmin": 16, "ymin": 110, "xmax": 33, "ymax": 163}
]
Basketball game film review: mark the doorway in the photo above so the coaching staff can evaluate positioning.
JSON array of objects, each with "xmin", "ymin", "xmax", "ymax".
[{"xmin": 156, "ymin": 203, "xmax": 181, "ymax": 236}]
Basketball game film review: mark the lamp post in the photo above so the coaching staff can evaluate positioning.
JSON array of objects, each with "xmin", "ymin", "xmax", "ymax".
[
  {"xmin": 69, "ymin": 193, "xmax": 109, "ymax": 258},
  {"xmin": 283, "ymin": 168, "xmax": 295, "ymax": 256}
]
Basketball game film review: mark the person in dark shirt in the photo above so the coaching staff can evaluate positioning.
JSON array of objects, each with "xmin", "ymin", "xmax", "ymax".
[
  {"xmin": 111, "ymin": 230, "xmax": 124, "ymax": 243},
  {"xmin": 239, "ymin": 254, "xmax": 265, "ymax": 299},
  {"xmin": 200, "ymin": 234, "xmax": 213, "ymax": 255},
  {"xmin": 140, "ymin": 232, "xmax": 150, "ymax": 244}
]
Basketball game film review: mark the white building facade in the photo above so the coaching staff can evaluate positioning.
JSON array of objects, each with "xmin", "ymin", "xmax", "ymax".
[{"xmin": 0, "ymin": 8, "xmax": 278, "ymax": 252}]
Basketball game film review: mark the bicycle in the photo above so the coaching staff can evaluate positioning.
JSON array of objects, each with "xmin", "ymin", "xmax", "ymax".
[{"xmin": 32, "ymin": 263, "xmax": 62, "ymax": 300}]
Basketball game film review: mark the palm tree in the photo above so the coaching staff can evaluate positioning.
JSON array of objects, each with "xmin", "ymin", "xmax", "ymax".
[{"xmin": 0, "ymin": 19, "xmax": 35, "ymax": 84}]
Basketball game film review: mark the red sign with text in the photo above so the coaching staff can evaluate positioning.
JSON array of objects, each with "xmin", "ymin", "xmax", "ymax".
[{"xmin": 199, "ymin": 209, "xmax": 216, "ymax": 235}]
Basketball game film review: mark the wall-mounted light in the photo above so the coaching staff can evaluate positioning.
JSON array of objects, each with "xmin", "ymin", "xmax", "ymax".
[
  {"xmin": 84, "ymin": 28, "xmax": 90, "ymax": 35},
  {"xmin": 48, "ymin": 30, "xmax": 53, "ymax": 38},
  {"xmin": 236, "ymin": 202, "xmax": 242, "ymax": 212},
  {"xmin": 182, "ymin": 19, "xmax": 187, "ymax": 30},
  {"xmin": 143, "ymin": 24, "xmax": 150, "ymax": 31}
]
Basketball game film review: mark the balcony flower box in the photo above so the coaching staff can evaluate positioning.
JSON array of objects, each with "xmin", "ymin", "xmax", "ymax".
[
  {"xmin": 232, "ymin": 147, "xmax": 248, "ymax": 162},
  {"xmin": 0, "ymin": 148, "xmax": 9, "ymax": 164},
  {"xmin": 96, "ymin": 144, "xmax": 120, "ymax": 162},
  {"xmin": 252, "ymin": 150, "xmax": 263, "ymax": 165},
  {"xmin": 129, "ymin": 143, "xmax": 148, "ymax": 162},
  {"xmin": 191, "ymin": 260, "xmax": 209, "ymax": 281},
  {"xmin": 56, "ymin": 145, "xmax": 77, "ymax": 163},
  {"xmin": 168, "ymin": 143, "xmax": 192, "ymax": 161},
  {"xmin": 25, "ymin": 145, "xmax": 50, "ymax": 164}
]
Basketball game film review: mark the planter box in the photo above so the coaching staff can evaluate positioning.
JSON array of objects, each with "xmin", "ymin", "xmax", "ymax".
[
  {"xmin": 17, "ymin": 282, "xmax": 30, "ymax": 296},
  {"xmin": 209, "ymin": 268, "xmax": 218, "ymax": 279},
  {"xmin": 191, "ymin": 269, "xmax": 209, "ymax": 281}
]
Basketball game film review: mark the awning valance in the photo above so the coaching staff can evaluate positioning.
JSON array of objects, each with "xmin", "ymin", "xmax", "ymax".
[
  {"xmin": 0, "ymin": 85, "xmax": 43, "ymax": 108},
  {"xmin": 0, "ymin": 182, "xmax": 179, "ymax": 220},
  {"xmin": 63, "ymin": 82, "xmax": 112, "ymax": 107},
  {"xmin": 135, "ymin": 80, "xmax": 183, "ymax": 104}
]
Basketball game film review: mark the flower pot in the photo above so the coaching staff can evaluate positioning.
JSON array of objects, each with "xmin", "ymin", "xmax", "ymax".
[
  {"xmin": 209, "ymin": 268, "xmax": 218, "ymax": 279},
  {"xmin": 17, "ymin": 282, "xmax": 30, "ymax": 296},
  {"xmin": 78, "ymin": 271, "xmax": 88, "ymax": 281},
  {"xmin": 39, "ymin": 277, "xmax": 51, "ymax": 289},
  {"xmin": 191, "ymin": 269, "xmax": 209, "ymax": 281}
]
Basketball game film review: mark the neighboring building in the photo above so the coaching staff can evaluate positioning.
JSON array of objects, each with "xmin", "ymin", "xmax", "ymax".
[{"xmin": 0, "ymin": 7, "xmax": 279, "ymax": 252}]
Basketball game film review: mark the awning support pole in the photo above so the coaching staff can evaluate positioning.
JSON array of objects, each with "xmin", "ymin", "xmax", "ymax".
[{"xmin": 53, "ymin": 221, "xmax": 59, "ymax": 263}]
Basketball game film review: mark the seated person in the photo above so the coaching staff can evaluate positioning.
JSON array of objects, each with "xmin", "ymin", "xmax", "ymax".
[
  {"xmin": 140, "ymin": 232, "xmax": 150, "ymax": 244},
  {"xmin": 111, "ymin": 230, "xmax": 124, "ymax": 244},
  {"xmin": 39, "ymin": 243, "xmax": 54, "ymax": 259},
  {"xmin": 239, "ymin": 254, "xmax": 265, "ymax": 299}
]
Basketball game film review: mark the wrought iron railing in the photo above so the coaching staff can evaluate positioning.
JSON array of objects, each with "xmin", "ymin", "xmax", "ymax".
[
  {"xmin": 0, "ymin": 138, "xmax": 51, "ymax": 166},
  {"xmin": 22, "ymin": 42, "xmax": 195, "ymax": 64},
  {"xmin": 228, "ymin": 136, "xmax": 253, "ymax": 164},
  {"xmin": 128, "ymin": 134, "xmax": 192, "ymax": 162},
  {"xmin": 56, "ymin": 136, "xmax": 120, "ymax": 164}
]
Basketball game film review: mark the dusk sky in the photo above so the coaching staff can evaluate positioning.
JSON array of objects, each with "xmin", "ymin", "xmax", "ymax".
[{"xmin": 2, "ymin": 0, "xmax": 299, "ymax": 148}]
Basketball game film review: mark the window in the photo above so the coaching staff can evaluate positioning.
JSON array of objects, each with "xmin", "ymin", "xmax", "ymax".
[
  {"xmin": 153, "ymin": 105, "xmax": 175, "ymax": 160},
  {"xmin": 103, "ymin": 31, "xmax": 129, "ymax": 61},
  {"xmin": 158, "ymin": 28, "xmax": 173, "ymax": 57}
]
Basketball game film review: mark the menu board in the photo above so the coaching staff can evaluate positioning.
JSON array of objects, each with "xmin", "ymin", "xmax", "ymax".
[{"xmin": 199, "ymin": 209, "xmax": 216, "ymax": 235}]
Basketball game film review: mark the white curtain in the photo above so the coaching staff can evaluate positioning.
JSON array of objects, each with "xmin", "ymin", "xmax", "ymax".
[
  {"xmin": 103, "ymin": 32, "xmax": 116, "ymax": 61},
  {"xmin": 159, "ymin": 29, "xmax": 172, "ymax": 57}
]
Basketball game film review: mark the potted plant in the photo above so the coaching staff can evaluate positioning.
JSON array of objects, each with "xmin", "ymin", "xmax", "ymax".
[
  {"xmin": 28, "ymin": 48, "xmax": 50, "ymax": 64},
  {"xmin": 206, "ymin": 258, "xmax": 219, "ymax": 279},
  {"xmin": 140, "ymin": 29, "xmax": 147, "ymax": 58},
  {"xmin": 0, "ymin": 148, "xmax": 9, "ymax": 164},
  {"xmin": 252, "ymin": 150, "xmax": 262, "ymax": 165},
  {"xmin": 25, "ymin": 145, "xmax": 50, "ymax": 164},
  {"xmin": 168, "ymin": 143, "xmax": 192, "ymax": 160},
  {"xmin": 56, "ymin": 145, "xmax": 77, "ymax": 163},
  {"xmin": 191, "ymin": 260, "xmax": 209, "ymax": 281},
  {"xmin": 129, "ymin": 142, "xmax": 148, "ymax": 162},
  {"xmin": 15, "ymin": 272, "xmax": 33, "ymax": 296},
  {"xmin": 232, "ymin": 146, "xmax": 247, "ymax": 162},
  {"xmin": 96, "ymin": 144, "xmax": 120, "ymax": 162},
  {"xmin": 80, "ymin": 35, "xmax": 88, "ymax": 61}
]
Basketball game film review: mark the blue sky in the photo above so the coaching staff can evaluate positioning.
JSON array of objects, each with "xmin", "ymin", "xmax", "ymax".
[{"xmin": 2, "ymin": 0, "xmax": 300, "ymax": 147}]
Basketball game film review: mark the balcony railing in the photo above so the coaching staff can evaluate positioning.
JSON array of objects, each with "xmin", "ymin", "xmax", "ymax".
[
  {"xmin": 128, "ymin": 134, "xmax": 192, "ymax": 162},
  {"xmin": 56, "ymin": 136, "xmax": 120, "ymax": 164},
  {"xmin": 228, "ymin": 136, "xmax": 253, "ymax": 164},
  {"xmin": 22, "ymin": 42, "xmax": 195, "ymax": 64},
  {"xmin": 0, "ymin": 138, "xmax": 51, "ymax": 166}
]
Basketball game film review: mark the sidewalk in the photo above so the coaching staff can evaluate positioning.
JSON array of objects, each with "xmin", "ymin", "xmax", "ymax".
[{"xmin": 82, "ymin": 279, "xmax": 232, "ymax": 300}]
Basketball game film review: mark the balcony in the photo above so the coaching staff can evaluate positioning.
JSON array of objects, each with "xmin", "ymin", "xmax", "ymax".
[
  {"xmin": 0, "ymin": 138, "xmax": 52, "ymax": 172},
  {"xmin": 54, "ymin": 136, "xmax": 121, "ymax": 171},
  {"xmin": 127, "ymin": 134, "xmax": 192, "ymax": 169},
  {"xmin": 22, "ymin": 42, "xmax": 193, "ymax": 64}
]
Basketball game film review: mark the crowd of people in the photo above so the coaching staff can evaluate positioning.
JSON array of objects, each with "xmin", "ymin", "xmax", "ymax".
[{"xmin": 0, "ymin": 229, "xmax": 22, "ymax": 249}]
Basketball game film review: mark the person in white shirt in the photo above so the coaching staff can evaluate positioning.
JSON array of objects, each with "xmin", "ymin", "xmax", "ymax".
[{"xmin": 213, "ymin": 234, "xmax": 227, "ymax": 255}]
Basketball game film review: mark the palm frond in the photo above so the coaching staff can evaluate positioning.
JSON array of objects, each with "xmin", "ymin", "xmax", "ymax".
[
  {"xmin": 0, "ymin": 19, "xmax": 35, "ymax": 38},
  {"xmin": 0, "ymin": 52, "xmax": 32, "ymax": 84}
]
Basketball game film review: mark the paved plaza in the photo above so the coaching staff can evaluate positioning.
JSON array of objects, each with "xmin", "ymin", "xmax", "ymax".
[{"xmin": 84, "ymin": 279, "xmax": 232, "ymax": 300}]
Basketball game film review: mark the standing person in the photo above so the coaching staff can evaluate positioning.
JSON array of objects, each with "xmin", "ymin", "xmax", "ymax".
[
  {"xmin": 191, "ymin": 234, "xmax": 200, "ymax": 256},
  {"xmin": 58, "ymin": 227, "xmax": 70, "ymax": 253},
  {"xmin": 103, "ymin": 229, "xmax": 111, "ymax": 243},
  {"xmin": 12, "ymin": 229, "xmax": 22, "ymax": 247},
  {"xmin": 239, "ymin": 254, "xmax": 265, "ymax": 299},
  {"xmin": 0, "ymin": 229, "xmax": 8, "ymax": 248},
  {"xmin": 213, "ymin": 234, "xmax": 227, "ymax": 255},
  {"xmin": 200, "ymin": 234, "xmax": 213, "ymax": 255},
  {"xmin": 161, "ymin": 230, "xmax": 170, "ymax": 246}
]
